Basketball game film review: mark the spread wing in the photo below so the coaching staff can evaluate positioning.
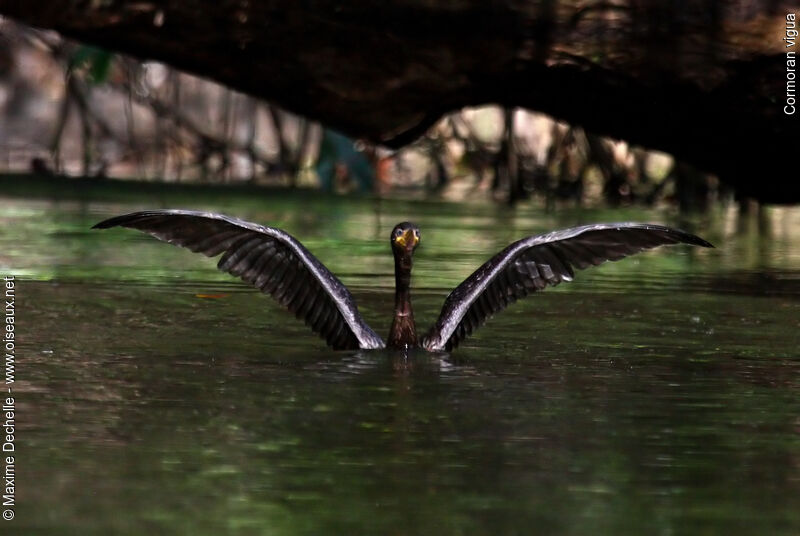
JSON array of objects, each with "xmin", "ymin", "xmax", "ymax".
[
  {"xmin": 422, "ymin": 223, "xmax": 712, "ymax": 351},
  {"xmin": 93, "ymin": 210, "xmax": 385, "ymax": 350}
]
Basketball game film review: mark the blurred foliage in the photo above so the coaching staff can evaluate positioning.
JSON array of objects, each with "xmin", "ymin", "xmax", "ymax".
[
  {"xmin": 68, "ymin": 45, "xmax": 113, "ymax": 84},
  {"xmin": 316, "ymin": 129, "xmax": 375, "ymax": 193},
  {"xmin": 0, "ymin": 19, "xmax": 723, "ymax": 211}
]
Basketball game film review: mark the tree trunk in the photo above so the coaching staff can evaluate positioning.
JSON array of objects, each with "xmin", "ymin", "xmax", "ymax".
[{"xmin": 0, "ymin": 0, "xmax": 797, "ymax": 201}]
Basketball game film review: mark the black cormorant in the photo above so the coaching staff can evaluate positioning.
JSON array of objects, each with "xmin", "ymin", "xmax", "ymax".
[{"xmin": 94, "ymin": 210, "xmax": 712, "ymax": 351}]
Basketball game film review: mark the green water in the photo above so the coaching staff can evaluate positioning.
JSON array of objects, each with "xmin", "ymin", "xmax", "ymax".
[{"xmin": 4, "ymin": 192, "xmax": 800, "ymax": 535}]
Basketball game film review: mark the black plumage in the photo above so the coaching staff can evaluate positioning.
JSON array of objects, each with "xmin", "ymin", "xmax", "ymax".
[
  {"xmin": 94, "ymin": 211, "xmax": 713, "ymax": 352},
  {"xmin": 94, "ymin": 210, "xmax": 384, "ymax": 350},
  {"xmin": 422, "ymin": 223, "xmax": 711, "ymax": 351}
]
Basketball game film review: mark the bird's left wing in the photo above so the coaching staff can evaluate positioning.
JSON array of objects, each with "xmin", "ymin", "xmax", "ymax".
[
  {"xmin": 94, "ymin": 210, "xmax": 385, "ymax": 350},
  {"xmin": 422, "ymin": 223, "xmax": 712, "ymax": 351}
]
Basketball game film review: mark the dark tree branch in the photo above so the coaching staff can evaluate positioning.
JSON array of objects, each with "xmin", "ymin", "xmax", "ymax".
[{"xmin": 0, "ymin": 0, "xmax": 797, "ymax": 201}]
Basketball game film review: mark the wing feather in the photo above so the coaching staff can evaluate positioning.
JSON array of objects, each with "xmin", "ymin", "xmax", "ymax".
[
  {"xmin": 422, "ymin": 223, "xmax": 712, "ymax": 351},
  {"xmin": 94, "ymin": 210, "xmax": 385, "ymax": 350}
]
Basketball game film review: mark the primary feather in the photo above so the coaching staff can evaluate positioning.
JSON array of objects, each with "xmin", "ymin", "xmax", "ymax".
[
  {"xmin": 94, "ymin": 210, "xmax": 385, "ymax": 350},
  {"xmin": 422, "ymin": 223, "xmax": 712, "ymax": 351}
]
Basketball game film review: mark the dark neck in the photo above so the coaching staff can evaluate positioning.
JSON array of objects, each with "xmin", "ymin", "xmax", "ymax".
[{"xmin": 388, "ymin": 251, "xmax": 417, "ymax": 348}]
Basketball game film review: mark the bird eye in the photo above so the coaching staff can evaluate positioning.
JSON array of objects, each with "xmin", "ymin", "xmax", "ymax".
[
  {"xmin": 414, "ymin": 230, "xmax": 420, "ymax": 238},
  {"xmin": 395, "ymin": 229, "xmax": 403, "ymax": 237}
]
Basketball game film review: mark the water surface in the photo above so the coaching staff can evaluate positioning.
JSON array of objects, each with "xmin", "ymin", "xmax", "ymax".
[{"xmin": 4, "ymin": 193, "xmax": 800, "ymax": 535}]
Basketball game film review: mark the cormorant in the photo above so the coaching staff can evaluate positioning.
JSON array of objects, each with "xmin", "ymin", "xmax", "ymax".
[{"xmin": 94, "ymin": 210, "xmax": 712, "ymax": 351}]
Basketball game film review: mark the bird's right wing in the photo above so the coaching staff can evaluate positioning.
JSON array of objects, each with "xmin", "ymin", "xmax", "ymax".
[
  {"xmin": 94, "ymin": 210, "xmax": 385, "ymax": 350},
  {"xmin": 422, "ymin": 223, "xmax": 712, "ymax": 351}
]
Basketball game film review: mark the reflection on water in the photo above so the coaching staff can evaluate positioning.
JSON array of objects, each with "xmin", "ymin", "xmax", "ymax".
[{"xmin": 5, "ymin": 195, "xmax": 800, "ymax": 535}]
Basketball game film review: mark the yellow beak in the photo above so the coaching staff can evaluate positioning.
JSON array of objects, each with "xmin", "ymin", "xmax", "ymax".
[{"xmin": 396, "ymin": 229, "xmax": 418, "ymax": 248}]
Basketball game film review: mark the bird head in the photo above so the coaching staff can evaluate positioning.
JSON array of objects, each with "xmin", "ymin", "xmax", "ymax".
[{"xmin": 390, "ymin": 222, "xmax": 420, "ymax": 256}]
